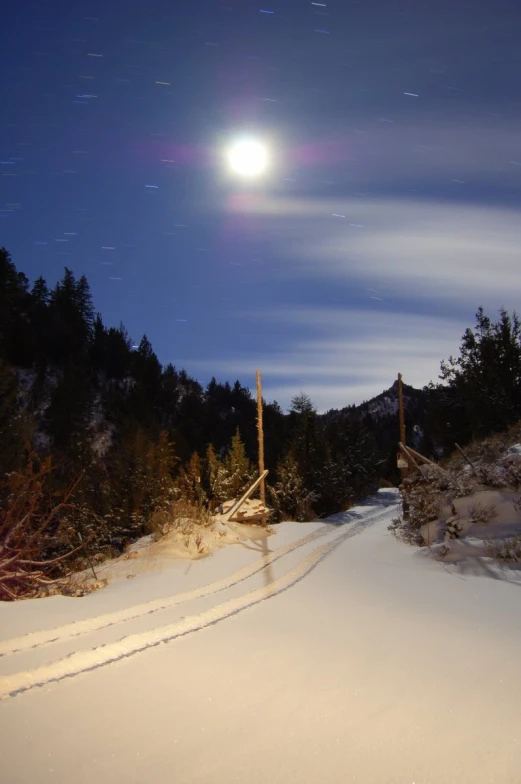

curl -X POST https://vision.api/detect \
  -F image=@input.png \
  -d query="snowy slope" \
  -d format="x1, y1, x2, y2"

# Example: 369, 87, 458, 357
1, 488, 520, 784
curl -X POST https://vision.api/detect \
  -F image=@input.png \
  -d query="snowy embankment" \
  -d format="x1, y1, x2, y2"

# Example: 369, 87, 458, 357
1, 488, 521, 784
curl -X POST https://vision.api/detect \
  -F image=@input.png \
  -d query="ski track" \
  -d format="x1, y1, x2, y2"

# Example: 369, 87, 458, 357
0, 503, 394, 659
0, 502, 397, 701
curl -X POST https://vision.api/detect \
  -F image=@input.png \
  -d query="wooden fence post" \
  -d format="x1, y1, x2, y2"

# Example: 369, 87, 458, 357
256, 370, 266, 507
397, 373, 410, 520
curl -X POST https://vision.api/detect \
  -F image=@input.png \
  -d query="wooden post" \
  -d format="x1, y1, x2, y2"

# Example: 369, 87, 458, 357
256, 369, 266, 507
397, 373, 409, 520
398, 373, 406, 453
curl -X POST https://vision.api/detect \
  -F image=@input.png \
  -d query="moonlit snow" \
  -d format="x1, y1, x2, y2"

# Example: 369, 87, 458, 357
1, 489, 520, 783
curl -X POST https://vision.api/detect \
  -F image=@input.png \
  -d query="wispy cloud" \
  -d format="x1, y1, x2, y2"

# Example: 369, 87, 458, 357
192, 117, 521, 411
181, 308, 468, 412
227, 196, 521, 310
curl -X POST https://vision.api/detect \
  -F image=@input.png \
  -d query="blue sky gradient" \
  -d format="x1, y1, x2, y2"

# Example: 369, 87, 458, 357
2, 0, 520, 411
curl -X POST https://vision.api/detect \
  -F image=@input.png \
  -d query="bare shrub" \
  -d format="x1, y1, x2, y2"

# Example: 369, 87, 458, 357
388, 510, 426, 546
148, 498, 211, 540
468, 501, 498, 525
194, 532, 206, 555
387, 516, 402, 533
0, 455, 87, 600
486, 535, 521, 563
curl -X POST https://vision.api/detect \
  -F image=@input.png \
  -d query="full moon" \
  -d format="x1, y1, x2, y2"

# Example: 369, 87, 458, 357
226, 138, 269, 178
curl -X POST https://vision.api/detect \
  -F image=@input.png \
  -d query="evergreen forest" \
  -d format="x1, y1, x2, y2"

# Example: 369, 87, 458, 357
2, 245, 521, 597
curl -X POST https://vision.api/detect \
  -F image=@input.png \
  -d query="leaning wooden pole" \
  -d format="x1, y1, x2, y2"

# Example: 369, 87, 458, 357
455, 442, 478, 475
256, 369, 266, 507
222, 470, 269, 523
398, 442, 420, 471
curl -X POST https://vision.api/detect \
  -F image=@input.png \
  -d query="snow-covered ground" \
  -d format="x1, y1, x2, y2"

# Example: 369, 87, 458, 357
1, 488, 520, 783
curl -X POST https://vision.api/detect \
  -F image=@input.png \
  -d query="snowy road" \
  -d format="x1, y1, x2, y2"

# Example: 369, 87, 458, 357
0, 501, 393, 699
1, 489, 521, 784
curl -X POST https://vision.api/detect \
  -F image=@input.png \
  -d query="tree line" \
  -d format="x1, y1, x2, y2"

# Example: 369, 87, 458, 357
0, 248, 381, 576
2, 245, 521, 590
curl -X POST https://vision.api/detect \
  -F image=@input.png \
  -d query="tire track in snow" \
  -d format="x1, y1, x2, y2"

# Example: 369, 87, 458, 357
0, 506, 395, 701
0, 512, 373, 657
0, 503, 394, 658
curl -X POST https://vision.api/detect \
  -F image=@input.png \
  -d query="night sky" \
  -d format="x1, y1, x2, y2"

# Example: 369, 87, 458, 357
2, 0, 521, 411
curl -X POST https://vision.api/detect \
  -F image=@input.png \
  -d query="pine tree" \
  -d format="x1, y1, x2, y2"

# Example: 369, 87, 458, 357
30, 275, 50, 366
175, 373, 206, 458
154, 430, 178, 493
31, 275, 49, 308
287, 393, 329, 510
287, 392, 318, 479
45, 364, 96, 461
106, 426, 171, 542
437, 307, 521, 441
313, 454, 355, 516
332, 413, 380, 501
91, 316, 133, 380
48, 268, 94, 365
127, 335, 162, 426
262, 399, 286, 472
268, 453, 316, 522
203, 430, 255, 504
175, 451, 207, 506
223, 427, 255, 498
0, 247, 33, 365
76, 274, 94, 332
204, 443, 229, 504
0, 360, 32, 483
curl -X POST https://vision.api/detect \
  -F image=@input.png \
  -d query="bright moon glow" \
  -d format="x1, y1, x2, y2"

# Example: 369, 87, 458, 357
227, 139, 268, 177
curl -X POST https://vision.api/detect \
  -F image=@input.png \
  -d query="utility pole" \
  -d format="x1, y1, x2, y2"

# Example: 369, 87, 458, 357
398, 372, 406, 452
256, 369, 266, 507
397, 372, 409, 519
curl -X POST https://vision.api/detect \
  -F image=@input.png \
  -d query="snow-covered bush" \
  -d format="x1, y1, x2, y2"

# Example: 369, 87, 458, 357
477, 464, 508, 488
502, 455, 521, 490
442, 470, 475, 499
443, 516, 464, 540
398, 470, 444, 541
